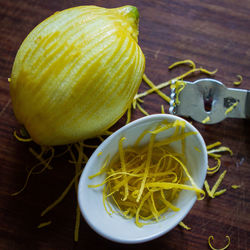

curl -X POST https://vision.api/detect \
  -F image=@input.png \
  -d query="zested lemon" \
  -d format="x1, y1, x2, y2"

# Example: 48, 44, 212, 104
10, 5, 145, 145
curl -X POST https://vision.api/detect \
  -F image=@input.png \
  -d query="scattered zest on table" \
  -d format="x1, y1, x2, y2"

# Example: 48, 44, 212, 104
11, 59, 239, 244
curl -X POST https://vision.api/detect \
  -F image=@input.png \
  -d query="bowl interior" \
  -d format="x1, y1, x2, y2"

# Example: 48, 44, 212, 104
78, 114, 207, 244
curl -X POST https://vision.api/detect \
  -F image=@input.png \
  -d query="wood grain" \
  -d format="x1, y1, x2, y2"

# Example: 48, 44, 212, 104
1, 0, 250, 249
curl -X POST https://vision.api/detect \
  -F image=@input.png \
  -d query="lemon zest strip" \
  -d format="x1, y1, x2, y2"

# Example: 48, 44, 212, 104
204, 180, 213, 198
214, 189, 227, 197
11, 147, 54, 196
161, 105, 165, 114
208, 235, 230, 250
154, 131, 197, 147
179, 221, 191, 230
13, 130, 32, 142
37, 221, 52, 229
146, 182, 204, 194
88, 157, 109, 179
143, 74, 171, 103
41, 169, 83, 217
207, 158, 221, 175
73, 143, 85, 242
119, 137, 129, 201
136, 133, 156, 202
233, 75, 243, 86
168, 59, 196, 70
210, 170, 227, 198
207, 142, 222, 150
170, 80, 186, 105
136, 102, 149, 116
207, 146, 233, 156
126, 104, 132, 124
202, 116, 210, 124
225, 101, 239, 115
74, 205, 81, 242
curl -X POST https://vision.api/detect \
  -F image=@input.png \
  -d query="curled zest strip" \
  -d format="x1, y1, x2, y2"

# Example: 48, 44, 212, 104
168, 59, 196, 70
207, 158, 221, 175
13, 130, 32, 142
233, 75, 243, 86
170, 80, 186, 105
208, 235, 230, 250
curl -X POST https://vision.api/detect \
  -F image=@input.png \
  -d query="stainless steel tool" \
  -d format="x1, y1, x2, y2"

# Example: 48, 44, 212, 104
169, 78, 250, 124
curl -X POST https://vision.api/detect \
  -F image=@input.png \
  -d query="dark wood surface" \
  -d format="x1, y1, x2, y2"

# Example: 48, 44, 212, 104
1, 0, 250, 249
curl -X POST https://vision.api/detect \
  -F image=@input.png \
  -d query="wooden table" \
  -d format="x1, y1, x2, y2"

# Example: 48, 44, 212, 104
1, 0, 250, 249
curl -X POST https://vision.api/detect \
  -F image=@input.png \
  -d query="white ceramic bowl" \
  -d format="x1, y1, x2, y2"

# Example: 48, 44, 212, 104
78, 114, 207, 244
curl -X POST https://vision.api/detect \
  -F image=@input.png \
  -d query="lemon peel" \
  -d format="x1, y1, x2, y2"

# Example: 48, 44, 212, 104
208, 235, 230, 250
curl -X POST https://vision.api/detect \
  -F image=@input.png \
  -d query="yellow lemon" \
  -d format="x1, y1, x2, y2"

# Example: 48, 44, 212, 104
10, 5, 145, 145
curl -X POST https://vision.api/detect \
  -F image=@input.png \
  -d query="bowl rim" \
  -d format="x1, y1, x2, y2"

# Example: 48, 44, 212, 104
78, 114, 208, 244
